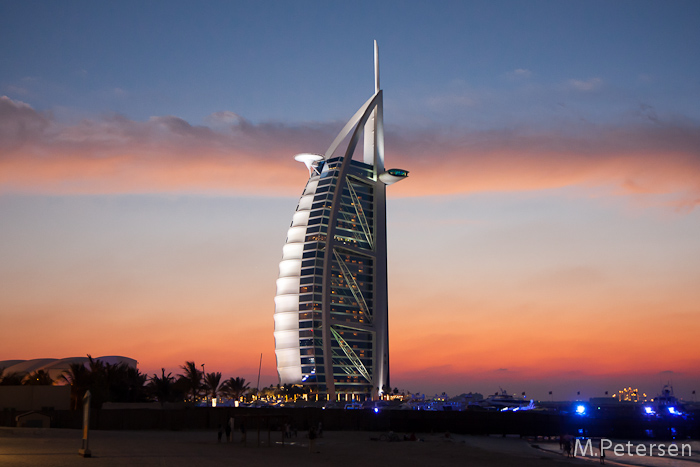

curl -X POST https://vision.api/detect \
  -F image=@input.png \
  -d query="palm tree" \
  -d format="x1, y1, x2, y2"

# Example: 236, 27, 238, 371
203, 372, 222, 403
177, 361, 203, 402
279, 383, 292, 401
0, 371, 26, 385
83, 355, 110, 407
103, 362, 148, 403
221, 377, 250, 402
123, 366, 148, 402
259, 385, 276, 400
148, 368, 176, 405
23, 369, 54, 385
60, 362, 91, 410
287, 383, 309, 402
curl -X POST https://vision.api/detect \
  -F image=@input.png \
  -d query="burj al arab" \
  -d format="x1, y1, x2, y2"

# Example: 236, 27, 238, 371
274, 42, 408, 401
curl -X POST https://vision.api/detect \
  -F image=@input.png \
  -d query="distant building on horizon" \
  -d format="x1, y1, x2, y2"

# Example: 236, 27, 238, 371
273, 42, 408, 401
0, 356, 137, 383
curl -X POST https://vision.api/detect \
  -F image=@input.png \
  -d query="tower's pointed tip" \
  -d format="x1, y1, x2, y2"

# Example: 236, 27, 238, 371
374, 40, 380, 93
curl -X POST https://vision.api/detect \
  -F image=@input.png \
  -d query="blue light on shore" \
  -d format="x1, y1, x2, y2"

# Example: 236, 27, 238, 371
575, 405, 586, 415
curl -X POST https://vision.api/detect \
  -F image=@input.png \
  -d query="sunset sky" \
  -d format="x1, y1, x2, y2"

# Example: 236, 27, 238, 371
1, 0, 699, 400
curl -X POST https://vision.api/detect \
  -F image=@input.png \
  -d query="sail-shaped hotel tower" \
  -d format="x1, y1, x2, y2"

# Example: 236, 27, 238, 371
274, 42, 407, 401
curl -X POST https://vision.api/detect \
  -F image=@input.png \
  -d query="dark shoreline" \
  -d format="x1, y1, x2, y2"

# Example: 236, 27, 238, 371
3, 406, 698, 440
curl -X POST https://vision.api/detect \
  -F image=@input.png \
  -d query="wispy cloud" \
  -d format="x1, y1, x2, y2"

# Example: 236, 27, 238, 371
0, 96, 332, 196
4, 85, 32, 97
1, 96, 699, 210
505, 68, 532, 80
112, 87, 128, 97
568, 77, 603, 91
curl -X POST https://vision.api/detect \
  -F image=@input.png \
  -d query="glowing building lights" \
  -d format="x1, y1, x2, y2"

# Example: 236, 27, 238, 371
612, 386, 648, 403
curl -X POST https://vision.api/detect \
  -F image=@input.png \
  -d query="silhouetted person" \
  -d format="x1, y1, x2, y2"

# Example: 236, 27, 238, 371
225, 421, 232, 442
308, 426, 317, 453
217, 424, 223, 443
228, 416, 235, 443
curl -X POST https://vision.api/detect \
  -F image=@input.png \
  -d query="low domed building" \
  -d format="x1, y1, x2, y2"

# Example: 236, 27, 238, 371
1, 356, 137, 383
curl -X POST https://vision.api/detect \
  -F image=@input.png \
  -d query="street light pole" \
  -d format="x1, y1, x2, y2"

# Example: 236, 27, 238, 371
201, 363, 206, 406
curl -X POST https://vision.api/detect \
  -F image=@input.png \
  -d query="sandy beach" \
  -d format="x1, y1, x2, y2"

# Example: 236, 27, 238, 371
0, 428, 566, 467
2, 428, 698, 467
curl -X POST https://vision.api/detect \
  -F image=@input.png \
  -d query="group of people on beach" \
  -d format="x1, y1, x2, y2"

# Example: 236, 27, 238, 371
560, 435, 605, 464
217, 417, 240, 443
216, 417, 322, 453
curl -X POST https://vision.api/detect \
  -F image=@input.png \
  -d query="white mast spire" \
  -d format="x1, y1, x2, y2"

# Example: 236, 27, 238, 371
374, 39, 380, 92
363, 40, 384, 169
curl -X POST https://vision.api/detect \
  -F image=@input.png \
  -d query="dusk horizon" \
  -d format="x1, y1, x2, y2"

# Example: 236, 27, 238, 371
2, 1, 699, 402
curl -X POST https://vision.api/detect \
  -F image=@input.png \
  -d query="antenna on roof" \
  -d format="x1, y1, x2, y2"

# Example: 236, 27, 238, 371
374, 40, 380, 93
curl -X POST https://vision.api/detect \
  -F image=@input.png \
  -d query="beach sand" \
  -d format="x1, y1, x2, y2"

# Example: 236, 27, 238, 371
1, 428, 695, 467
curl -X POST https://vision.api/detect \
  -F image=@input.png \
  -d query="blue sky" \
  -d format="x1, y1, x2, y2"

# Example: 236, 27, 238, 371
4, 0, 699, 126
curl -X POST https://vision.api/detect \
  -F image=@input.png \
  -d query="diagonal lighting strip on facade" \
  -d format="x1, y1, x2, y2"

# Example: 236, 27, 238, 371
322, 334, 358, 376
330, 326, 371, 383
345, 180, 373, 249
330, 349, 360, 376
332, 322, 375, 334
332, 249, 372, 323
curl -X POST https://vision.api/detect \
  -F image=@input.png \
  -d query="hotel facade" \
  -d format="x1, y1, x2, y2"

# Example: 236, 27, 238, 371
273, 42, 407, 401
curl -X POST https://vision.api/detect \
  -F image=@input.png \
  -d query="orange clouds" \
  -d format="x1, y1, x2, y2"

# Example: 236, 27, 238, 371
388, 305, 700, 390
2, 96, 699, 210
0, 96, 324, 195
386, 126, 700, 209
